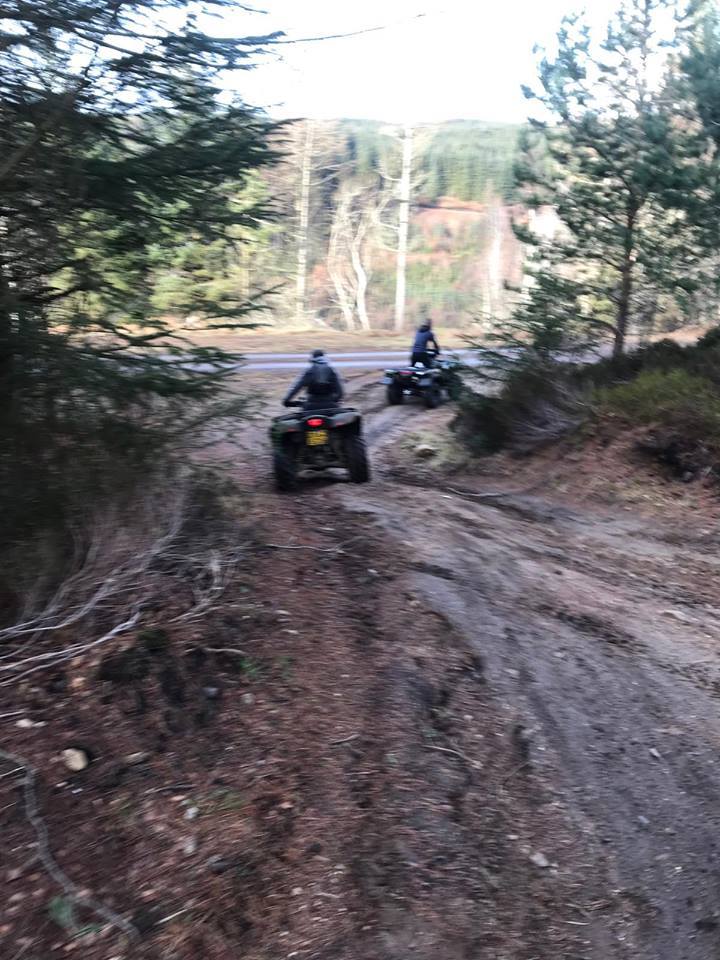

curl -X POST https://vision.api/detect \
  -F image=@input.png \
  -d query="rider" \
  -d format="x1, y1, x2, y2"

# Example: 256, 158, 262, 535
410, 319, 440, 367
283, 349, 344, 411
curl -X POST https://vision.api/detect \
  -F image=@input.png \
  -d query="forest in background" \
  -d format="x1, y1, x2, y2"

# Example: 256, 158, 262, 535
153, 119, 526, 333
5, 0, 720, 565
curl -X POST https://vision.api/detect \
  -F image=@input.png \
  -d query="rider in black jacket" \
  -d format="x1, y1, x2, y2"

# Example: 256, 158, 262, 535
283, 349, 344, 411
410, 320, 440, 367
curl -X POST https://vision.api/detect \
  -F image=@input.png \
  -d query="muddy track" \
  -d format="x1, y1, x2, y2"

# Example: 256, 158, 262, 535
241, 484, 612, 960
322, 379, 720, 959
217, 372, 720, 958
4, 371, 719, 960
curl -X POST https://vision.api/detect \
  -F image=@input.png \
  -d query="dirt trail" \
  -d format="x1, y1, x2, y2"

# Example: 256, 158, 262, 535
4, 375, 720, 960
332, 384, 720, 960
235, 372, 720, 958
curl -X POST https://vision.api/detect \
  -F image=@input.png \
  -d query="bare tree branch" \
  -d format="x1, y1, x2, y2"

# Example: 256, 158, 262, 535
0, 749, 140, 943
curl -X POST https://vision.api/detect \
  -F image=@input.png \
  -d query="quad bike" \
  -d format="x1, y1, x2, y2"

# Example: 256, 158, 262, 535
382, 348, 461, 408
270, 400, 371, 491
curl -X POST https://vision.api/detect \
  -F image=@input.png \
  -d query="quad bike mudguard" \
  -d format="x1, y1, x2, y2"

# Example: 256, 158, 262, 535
270, 403, 370, 490
271, 407, 361, 437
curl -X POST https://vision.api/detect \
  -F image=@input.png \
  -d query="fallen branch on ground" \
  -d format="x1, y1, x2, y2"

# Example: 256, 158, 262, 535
330, 733, 360, 746
203, 646, 248, 656
502, 760, 531, 785
0, 611, 141, 687
0, 477, 247, 686
426, 743, 473, 765
445, 485, 541, 501
168, 546, 244, 623
0, 488, 187, 644
0, 749, 139, 944
264, 536, 361, 555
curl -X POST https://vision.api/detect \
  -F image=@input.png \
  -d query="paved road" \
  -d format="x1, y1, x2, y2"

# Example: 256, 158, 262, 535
242, 349, 474, 371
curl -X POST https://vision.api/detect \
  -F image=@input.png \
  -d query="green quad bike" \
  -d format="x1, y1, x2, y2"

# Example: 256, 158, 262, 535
382, 348, 462, 408
270, 400, 371, 492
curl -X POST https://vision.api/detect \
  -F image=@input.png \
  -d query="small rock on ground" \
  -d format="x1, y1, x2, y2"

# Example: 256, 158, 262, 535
529, 852, 550, 869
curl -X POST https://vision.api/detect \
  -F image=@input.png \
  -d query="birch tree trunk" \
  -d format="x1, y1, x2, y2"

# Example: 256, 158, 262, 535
328, 192, 355, 330
485, 197, 505, 321
295, 119, 314, 326
350, 211, 372, 331
393, 124, 413, 333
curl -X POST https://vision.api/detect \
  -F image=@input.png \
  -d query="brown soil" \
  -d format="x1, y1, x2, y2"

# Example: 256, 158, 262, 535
460, 424, 720, 520
3, 377, 720, 960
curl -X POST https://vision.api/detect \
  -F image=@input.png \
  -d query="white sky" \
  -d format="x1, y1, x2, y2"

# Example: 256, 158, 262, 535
230, 0, 621, 124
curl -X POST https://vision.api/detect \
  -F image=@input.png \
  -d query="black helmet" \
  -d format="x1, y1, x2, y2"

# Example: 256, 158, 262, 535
311, 348, 325, 359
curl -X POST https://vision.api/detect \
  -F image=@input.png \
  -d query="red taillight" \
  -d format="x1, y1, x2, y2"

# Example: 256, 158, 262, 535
307, 417, 324, 427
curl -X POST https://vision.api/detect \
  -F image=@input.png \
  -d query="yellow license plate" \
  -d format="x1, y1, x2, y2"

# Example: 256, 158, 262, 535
306, 429, 329, 446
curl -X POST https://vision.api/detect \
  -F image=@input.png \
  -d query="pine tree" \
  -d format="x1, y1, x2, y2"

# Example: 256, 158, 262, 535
518, 0, 703, 356
0, 1, 278, 432
0, 0, 281, 535
682, 2, 720, 152
678, 2, 720, 299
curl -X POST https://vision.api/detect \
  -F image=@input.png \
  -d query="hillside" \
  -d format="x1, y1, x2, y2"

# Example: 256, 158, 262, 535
202, 119, 527, 332
6, 371, 720, 960
308, 119, 524, 330
7, 3, 720, 959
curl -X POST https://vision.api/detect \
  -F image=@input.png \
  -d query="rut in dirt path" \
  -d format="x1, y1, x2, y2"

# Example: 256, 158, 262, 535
331, 435, 720, 960
234, 368, 720, 959
256, 488, 613, 960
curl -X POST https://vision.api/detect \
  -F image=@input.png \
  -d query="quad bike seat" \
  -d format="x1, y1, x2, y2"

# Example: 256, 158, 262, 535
275, 405, 355, 421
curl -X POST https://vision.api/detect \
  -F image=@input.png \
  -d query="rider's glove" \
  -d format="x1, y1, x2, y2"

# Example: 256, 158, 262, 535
282, 398, 291, 407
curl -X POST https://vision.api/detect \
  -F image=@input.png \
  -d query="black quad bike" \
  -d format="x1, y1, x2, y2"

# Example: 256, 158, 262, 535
382, 349, 461, 408
270, 400, 371, 491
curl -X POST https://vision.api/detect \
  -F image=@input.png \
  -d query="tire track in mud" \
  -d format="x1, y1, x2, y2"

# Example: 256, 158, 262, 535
335, 464, 720, 960
223, 380, 680, 957
360, 396, 446, 469
255, 489, 609, 960
232, 369, 720, 957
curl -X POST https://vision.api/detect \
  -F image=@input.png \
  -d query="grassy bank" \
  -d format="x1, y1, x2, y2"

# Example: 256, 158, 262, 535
455, 329, 720, 482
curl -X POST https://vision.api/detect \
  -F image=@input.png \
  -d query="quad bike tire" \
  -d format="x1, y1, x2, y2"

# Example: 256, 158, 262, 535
445, 372, 463, 402
344, 434, 370, 483
273, 447, 298, 492
387, 383, 404, 405
424, 384, 442, 409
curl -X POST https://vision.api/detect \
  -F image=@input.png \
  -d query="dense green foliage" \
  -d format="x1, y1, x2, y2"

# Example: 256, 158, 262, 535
458, 0, 720, 474
0, 0, 278, 541
594, 340, 720, 477
502, 0, 720, 359
334, 119, 520, 202
597, 368, 720, 437
420, 122, 520, 202
456, 329, 720, 466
